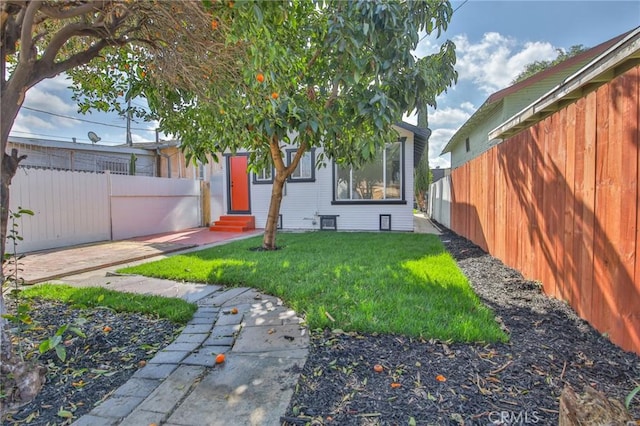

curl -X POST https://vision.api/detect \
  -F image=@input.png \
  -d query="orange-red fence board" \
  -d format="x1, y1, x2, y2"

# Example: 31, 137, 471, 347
450, 65, 640, 355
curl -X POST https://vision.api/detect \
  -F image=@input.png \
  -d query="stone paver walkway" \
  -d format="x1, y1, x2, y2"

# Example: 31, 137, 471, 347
68, 277, 308, 426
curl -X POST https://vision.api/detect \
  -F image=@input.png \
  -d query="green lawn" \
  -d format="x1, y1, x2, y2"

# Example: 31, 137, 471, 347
119, 232, 507, 342
19, 284, 197, 324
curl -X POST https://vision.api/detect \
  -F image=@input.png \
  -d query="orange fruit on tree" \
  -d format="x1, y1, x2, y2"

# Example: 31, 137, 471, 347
271, 92, 279, 100
256, 73, 265, 83
215, 353, 226, 364
373, 364, 383, 373
103, 326, 112, 332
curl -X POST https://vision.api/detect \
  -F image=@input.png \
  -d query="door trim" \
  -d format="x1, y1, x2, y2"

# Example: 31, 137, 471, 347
225, 153, 251, 214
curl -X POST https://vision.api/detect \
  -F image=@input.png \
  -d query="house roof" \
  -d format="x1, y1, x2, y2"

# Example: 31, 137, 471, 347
440, 29, 633, 155
8, 136, 153, 155
395, 121, 431, 165
431, 167, 450, 183
126, 139, 181, 150
490, 26, 640, 140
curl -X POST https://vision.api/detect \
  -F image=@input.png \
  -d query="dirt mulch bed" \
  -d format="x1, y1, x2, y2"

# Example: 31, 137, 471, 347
1, 300, 181, 425
283, 231, 640, 425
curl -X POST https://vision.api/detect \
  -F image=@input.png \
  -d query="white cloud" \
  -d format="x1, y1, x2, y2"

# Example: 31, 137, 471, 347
23, 82, 77, 115
453, 32, 556, 94
428, 105, 473, 128
414, 36, 441, 58
425, 101, 477, 168
11, 114, 57, 133
428, 127, 457, 167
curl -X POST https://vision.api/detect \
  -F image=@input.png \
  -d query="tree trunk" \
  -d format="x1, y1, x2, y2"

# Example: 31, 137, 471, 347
1, 66, 46, 410
262, 175, 286, 250
261, 137, 308, 250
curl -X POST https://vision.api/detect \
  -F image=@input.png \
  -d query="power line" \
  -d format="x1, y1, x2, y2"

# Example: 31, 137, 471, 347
21, 106, 154, 131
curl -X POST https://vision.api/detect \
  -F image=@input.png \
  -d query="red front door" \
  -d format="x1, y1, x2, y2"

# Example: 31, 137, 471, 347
228, 155, 250, 213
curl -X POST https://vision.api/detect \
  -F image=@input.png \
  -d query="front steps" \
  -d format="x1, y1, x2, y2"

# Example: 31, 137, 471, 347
209, 215, 256, 232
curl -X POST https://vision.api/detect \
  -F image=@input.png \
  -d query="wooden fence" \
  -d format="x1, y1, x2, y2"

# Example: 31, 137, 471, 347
450, 66, 639, 355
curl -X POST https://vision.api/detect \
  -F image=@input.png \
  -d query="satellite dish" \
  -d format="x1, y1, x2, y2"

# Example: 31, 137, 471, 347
88, 131, 101, 144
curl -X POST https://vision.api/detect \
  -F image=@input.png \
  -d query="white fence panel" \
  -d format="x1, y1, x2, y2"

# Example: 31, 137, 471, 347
110, 175, 201, 240
427, 176, 451, 229
9, 168, 110, 253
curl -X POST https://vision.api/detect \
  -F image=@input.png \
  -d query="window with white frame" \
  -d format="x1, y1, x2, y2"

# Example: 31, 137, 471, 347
287, 148, 315, 182
334, 141, 404, 202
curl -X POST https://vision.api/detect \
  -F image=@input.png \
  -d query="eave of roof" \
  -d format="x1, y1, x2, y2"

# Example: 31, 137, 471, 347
395, 121, 431, 165
489, 26, 640, 140
440, 29, 633, 156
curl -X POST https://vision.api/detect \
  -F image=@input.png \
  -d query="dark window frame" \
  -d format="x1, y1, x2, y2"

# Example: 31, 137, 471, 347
253, 166, 274, 184
286, 148, 316, 182
331, 138, 406, 205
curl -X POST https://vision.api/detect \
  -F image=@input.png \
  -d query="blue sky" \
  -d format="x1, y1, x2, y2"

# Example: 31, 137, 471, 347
10, 0, 640, 167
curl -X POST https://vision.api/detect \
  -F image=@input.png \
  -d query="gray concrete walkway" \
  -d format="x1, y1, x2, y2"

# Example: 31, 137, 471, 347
413, 212, 444, 235
66, 274, 308, 426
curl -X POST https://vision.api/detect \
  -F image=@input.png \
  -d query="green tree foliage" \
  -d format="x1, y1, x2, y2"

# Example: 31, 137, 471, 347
414, 154, 432, 211
73, 0, 458, 249
511, 45, 587, 84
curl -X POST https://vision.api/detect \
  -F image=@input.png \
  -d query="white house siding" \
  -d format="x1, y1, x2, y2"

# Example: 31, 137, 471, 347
233, 126, 416, 232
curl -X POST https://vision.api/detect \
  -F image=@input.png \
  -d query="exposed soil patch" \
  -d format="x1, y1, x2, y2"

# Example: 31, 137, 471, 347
1, 299, 181, 425
283, 231, 640, 425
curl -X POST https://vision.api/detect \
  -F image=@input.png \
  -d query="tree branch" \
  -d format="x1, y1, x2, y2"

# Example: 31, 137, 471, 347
19, 0, 41, 61
41, 39, 113, 81
39, 1, 105, 20
40, 19, 124, 68
269, 136, 287, 175
285, 142, 309, 176
324, 79, 340, 109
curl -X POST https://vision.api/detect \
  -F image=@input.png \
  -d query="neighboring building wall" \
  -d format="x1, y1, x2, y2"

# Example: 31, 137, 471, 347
448, 58, 607, 169
449, 104, 503, 168
449, 66, 640, 355
8, 138, 156, 176
226, 126, 416, 231
500, 60, 591, 117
